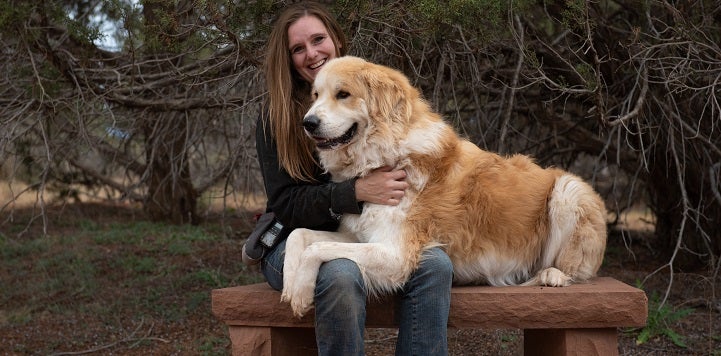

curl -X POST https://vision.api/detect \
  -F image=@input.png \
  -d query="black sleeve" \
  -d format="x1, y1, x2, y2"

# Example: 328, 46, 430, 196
255, 114, 362, 231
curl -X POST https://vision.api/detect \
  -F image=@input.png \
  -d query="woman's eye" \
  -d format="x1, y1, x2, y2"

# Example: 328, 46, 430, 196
291, 46, 304, 54
336, 91, 350, 99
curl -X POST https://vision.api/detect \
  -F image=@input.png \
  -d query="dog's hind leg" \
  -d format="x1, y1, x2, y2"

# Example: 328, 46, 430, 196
523, 174, 607, 287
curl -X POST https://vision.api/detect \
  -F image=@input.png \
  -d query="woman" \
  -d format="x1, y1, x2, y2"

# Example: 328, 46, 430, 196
254, 2, 453, 355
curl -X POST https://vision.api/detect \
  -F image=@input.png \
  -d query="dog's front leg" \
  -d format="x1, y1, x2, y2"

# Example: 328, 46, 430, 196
288, 241, 410, 317
281, 229, 355, 315
280, 228, 307, 304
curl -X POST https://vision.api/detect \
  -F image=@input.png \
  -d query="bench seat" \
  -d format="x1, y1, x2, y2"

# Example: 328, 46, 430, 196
212, 277, 647, 355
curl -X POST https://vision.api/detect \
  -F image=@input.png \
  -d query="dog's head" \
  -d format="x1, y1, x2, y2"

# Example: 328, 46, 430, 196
302, 56, 418, 151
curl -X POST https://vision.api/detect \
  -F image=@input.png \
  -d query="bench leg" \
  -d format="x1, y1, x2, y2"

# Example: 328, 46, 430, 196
228, 326, 317, 356
523, 328, 618, 356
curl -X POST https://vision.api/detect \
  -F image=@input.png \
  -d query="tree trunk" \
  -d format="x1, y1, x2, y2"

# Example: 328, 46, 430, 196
143, 113, 199, 224
648, 139, 721, 270
141, 0, 199, 224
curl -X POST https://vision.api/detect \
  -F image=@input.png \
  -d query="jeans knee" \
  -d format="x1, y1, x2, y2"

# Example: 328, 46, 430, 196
316, 258, 366, 297
315, 259, 367, 318
422, 247, 454, 278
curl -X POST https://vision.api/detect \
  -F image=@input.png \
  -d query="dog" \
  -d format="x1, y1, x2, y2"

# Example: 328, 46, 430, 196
281, 56, 607, 317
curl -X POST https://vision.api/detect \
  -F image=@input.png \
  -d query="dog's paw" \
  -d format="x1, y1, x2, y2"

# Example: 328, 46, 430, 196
286, 270, 317, 317
284, 283, 315, 318
280, 280, 291, 303
290, 294, 314, 318
280, 288, 291, 303
281, 271, 313, 317
282, 270, 295, 294
538, 267, 572, 287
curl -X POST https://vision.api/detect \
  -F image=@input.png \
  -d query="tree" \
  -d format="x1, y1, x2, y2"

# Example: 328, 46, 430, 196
139, 0, 200, 223
0, 0, 269, 225
1, 0, 720, 271
340, 0, 721, 270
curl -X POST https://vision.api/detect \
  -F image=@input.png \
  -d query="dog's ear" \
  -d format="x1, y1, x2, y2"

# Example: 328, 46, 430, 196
361, 63, 419, 127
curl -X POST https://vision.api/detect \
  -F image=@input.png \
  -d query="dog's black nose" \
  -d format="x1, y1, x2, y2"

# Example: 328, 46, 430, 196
303, 115, 320, 133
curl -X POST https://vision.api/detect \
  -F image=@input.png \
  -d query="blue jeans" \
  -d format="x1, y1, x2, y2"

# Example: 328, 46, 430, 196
261, 238, 452, 356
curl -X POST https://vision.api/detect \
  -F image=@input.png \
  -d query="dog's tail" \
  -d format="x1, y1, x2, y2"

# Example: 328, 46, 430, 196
522, 174, 607, 287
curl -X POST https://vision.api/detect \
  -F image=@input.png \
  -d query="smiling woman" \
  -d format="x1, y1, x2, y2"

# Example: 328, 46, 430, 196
248, 2, 453, 355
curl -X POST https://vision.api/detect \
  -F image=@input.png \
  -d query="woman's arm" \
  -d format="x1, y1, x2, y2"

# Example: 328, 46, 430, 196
255, 115, 409, 230
355, 166, 408, 206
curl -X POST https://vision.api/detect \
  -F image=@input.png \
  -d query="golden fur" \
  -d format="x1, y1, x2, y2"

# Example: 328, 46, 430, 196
281, 56, 607, 317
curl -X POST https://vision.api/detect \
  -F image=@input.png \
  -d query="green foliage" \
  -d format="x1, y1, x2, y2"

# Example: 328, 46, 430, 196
560, 0, 588, 31
57, 5, 104, 44
138, 0, 272, 54
409, 0, 532, 42
226, 0, 275, 36
414, 0, 495, 38
0, 1, 100, 43
629, 283, 694, 348
575, 62, 597, 89
413, 0, 501, 26
101, 0, 143, 51
0, 0, 32, 29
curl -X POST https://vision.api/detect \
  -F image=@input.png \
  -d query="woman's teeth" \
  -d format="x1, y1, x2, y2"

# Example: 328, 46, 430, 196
309, 59, 326, 69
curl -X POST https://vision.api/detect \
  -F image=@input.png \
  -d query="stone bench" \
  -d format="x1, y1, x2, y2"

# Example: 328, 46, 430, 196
212, 277, 647, 355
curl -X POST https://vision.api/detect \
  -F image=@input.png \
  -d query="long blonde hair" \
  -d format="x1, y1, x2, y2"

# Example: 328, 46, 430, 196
264, 1, 348, 181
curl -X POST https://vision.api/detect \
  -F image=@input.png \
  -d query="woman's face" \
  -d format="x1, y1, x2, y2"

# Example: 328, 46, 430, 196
288, 15, 338, 83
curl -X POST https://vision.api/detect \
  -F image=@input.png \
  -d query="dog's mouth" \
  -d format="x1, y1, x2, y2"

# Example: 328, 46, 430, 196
311, 123, 358, 150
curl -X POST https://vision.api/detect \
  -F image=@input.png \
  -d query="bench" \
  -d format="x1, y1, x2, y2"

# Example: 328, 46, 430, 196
212, 277, 647, 355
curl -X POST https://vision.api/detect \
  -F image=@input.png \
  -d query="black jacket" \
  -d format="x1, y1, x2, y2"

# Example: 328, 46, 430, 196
255, 114, 363, 234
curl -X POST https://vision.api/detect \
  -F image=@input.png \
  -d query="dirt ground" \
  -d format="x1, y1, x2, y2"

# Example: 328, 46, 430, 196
1, 202, 719, 355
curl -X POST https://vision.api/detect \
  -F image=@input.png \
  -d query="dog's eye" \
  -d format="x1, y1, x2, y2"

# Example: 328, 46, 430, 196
312, 91, 318, 100
336, 91, 350, 99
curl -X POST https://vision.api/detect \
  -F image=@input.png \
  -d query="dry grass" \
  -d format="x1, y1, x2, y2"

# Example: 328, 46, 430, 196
0, 181, 40, 209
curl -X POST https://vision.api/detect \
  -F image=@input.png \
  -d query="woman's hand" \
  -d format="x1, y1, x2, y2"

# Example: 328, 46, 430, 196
355, 166, 409, 206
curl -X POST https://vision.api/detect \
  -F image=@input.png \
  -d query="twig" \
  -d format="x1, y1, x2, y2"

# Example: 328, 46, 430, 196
49, 319, 169, 356
606, 66, 649, 127
49, 336, 170, 356
500, 14, 525, 154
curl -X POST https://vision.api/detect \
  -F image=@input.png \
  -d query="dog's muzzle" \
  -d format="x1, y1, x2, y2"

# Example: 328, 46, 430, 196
302, 114, 358, 150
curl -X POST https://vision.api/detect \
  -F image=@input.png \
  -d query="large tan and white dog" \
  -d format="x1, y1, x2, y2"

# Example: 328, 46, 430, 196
281, 56, 607, 317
